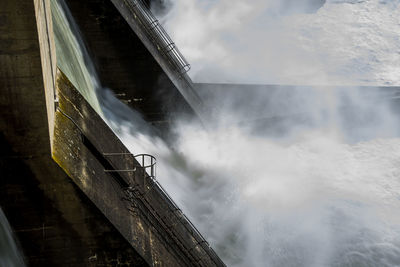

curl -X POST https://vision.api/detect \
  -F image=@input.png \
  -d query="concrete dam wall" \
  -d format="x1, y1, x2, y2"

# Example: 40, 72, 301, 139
0, 0, 225, 266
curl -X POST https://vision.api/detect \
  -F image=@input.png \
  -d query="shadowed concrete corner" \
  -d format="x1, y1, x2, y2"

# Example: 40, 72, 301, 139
0, 0, 226, 266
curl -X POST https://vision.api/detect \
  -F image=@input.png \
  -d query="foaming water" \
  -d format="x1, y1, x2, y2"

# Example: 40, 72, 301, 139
153, 3, 400, 265
51, 0, 400, 266
157, 0, 400, 85
111, 83, 400, 266
109, 88, 400, 266
154, 124, 400, 266
0, 208, 25, 267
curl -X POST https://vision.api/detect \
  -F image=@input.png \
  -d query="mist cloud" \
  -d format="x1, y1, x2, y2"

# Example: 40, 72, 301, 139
54, 0, 400, 266
156, 0, 400, 85
147, 1, 400, 266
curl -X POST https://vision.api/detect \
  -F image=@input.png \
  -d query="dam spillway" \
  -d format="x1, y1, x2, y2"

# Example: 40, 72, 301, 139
2, 0, 400, 266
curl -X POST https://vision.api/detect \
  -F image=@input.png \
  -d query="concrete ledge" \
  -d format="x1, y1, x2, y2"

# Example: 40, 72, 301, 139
109, 0, 207, 119
53, 70, 225, 266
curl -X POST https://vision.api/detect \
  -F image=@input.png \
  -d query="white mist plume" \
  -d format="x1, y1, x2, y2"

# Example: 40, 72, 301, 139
127, 89, 400, 266
54, 0, 400, 266
113, 90, 400, 266
157, 0, 400, 85
149, 0, 400, 266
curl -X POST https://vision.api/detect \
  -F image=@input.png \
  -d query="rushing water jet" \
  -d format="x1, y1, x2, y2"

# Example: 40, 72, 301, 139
0, 208, 25, 267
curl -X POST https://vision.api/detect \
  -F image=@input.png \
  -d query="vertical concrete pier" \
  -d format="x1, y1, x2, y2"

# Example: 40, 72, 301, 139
0, 0, 225, 266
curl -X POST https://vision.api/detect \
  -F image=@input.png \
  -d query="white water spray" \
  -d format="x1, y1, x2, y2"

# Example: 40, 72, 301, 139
157, 0, 400, 85
53, 0, 400, 266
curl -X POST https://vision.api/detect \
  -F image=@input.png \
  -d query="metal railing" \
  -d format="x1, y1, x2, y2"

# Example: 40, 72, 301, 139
152, 178, 225, 266
103, 153, 156, 179
124, 0, 191, 74
105, 151, 225, 266
56, 99, 222, 264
